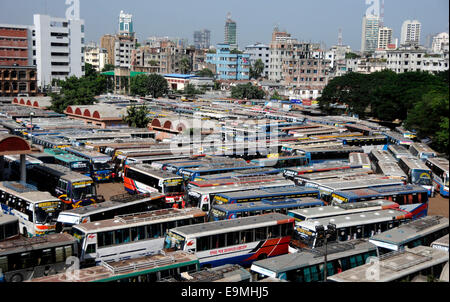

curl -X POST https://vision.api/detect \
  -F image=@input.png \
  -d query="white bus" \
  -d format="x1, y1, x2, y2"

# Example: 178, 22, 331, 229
376, 162, 407, 182
186, 177, 295, 212
56, 193, 166, 232
409, 142, 437, 161
164, 213, 295, 268
398, 157, 434, 196
295, 208, 411, 249
0, 181, 61, 237
327, 246, 449, 282
0, 214, 19, 242
387, 145, 412, 161
348, 152, 371, 169
425, 157, 449, 197
71, 208, 206, 265
293, 168, 373, 186
431, 234, 449, 252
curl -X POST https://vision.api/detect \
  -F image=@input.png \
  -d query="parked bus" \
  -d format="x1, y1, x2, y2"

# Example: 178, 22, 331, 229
56, 193, 166, 232
27, 164, 100, 209
376, 162, 408, 182
194, 167, 281, 181
330, 184, 429, 219
212, 187, 320, 206
383, 131, 414, 147
187, 177, 295, 212
295, 208, 412, 249
398, 157, 434, 196
180, 162, 263, 182
283, 162, 362, 180
369, 149, 396, 167
293, 168, 373, 186
0, 214, 19, 242
348, 153, 371, 169
164, 213, 294, 268
123, 164, 184, 205
287, 199, 399, 222
249, 155, 308, 169
29, 251, 199, 283
409, 142, 436, 161
64, 147, 114, 182
71, 208, 206, 265
0, 233, 78, 282
162, 263, 251, 282
431, 234, 449, 252
338, 135, 387, 147
369, 215, 449, 253
291, 146, 364, 164
0, 181, 61, 237
188, 174, 286, 190
1, 155, 42, 181
395, 126, 417, 140
28, 153, 56, 164
327, 246, 448, 282
210, 198, 324, 221
44, 148, 91, 176
125, 154, 191, 168
251, 239, 377, 282
425, 157, 449, 197
387, 144, 412, 161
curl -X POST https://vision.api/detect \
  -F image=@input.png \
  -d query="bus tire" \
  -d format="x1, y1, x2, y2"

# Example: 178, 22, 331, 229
10, 273, 23, 282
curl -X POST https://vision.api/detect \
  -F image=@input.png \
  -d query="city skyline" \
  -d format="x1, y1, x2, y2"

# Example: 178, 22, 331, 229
0, 0, 448, 51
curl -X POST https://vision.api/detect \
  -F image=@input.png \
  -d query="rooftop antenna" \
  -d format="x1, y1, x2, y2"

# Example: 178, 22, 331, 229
338, 28, 343, 46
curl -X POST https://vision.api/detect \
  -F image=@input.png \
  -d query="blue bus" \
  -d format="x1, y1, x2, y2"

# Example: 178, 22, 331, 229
209, 197, 324, 221
293, 146, 363, 164
383, 131, 414, 148
250, 155, 308, 169
337, 135, 388, 147
180, 163, 263, 181
192, 167, 281, 181
44, 148, 91, 177
330, 184, 429, 219
65, 147, 114, 182
212, 186, 320, 206
425, 157, 449, 197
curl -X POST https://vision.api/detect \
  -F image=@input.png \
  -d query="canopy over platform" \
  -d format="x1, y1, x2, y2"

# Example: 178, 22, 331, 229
0, 134, 32, 156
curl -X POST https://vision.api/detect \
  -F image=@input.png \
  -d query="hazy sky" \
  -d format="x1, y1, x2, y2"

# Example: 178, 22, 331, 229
0, 0, 448, 50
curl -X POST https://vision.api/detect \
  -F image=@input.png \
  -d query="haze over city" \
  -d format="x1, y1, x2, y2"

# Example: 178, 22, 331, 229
0, 0, 448, 50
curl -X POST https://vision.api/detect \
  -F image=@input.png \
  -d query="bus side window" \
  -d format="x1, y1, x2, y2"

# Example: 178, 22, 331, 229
0, 256, 7, 273
55, 247, 65, 262
86, 244, 96, 254
255, 227, 267, 241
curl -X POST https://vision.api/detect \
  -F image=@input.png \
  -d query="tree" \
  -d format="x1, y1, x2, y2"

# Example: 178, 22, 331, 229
183, 83, 201, 97
130, 74, 150, 97
147, 74, 168, 98
196, 68, 214, 78
231, 83, 265, 99
123, 105, 151, 128
102, 64, 115, 72
179, 57, 192, 74
271, 90, 283, 100
250, 59, 265, 79
230, 49, 243, 54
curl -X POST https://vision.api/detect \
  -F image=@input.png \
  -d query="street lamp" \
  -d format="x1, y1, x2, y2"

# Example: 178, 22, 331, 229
29, 112, 35, 149
315, 223, 336, 281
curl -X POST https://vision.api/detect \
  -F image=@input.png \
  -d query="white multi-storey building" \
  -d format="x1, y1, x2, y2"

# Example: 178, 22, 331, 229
377, 27, 393, 50
431, 32, 449, 53
84, 43, 108, 72
33, 14, 84, 88
400, 20, 421, 46
361, 15, 380, 53
114, 36, 135, 69
244, 43, 270, 77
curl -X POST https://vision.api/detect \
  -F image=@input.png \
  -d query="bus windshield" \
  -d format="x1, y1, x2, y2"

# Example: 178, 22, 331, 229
187, 191, 202, 208
210, 208, 226, 221
72, 184, 96, 200
163, 180, 183, 194
445, 173, 449, 187
411, 170, 432, 186
34, 201, 60, 224
164, 231, 185, 250
71, 228, 85, 243
93, 162, 111, 171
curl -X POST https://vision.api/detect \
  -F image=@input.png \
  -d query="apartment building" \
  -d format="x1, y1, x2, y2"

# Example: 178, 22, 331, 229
244, 43, 270, 77
206, 43, 250, 80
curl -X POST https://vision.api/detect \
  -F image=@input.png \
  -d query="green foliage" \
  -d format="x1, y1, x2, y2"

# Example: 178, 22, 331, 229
345, 52, 361, 59
230, 49, 243, 54
130, 74, 150, 97
207, 49, 216, 54
123, 105, 151, 128
319, 70, 449, 155
250, 59, 265, 79
147, 73, 169, 98
196, 68, 215, 78
213, 81, 221, 90
179, 57, 192, 74
49, 65, 107, 113
231, 83, 265, 99
183, 83, 202, 97
271, 90, 283, 100
102, 64, 115, 72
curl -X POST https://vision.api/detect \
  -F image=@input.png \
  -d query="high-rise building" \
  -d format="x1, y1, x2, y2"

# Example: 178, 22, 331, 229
100, 34, 116, 66
33, 14, 85, 88
361, 14, 380, 53
400, 20, 421, 46
224, 13, 237, 48
377, 27, 393, 50
118, 10, 134, 38
268, 28, 293, 82
193, 29, 211, 49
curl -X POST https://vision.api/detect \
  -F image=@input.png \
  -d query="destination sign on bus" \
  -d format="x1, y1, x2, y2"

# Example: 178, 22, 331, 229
73, 181, 93, 188
331, 193, 348, 203
214, 196, 228, 204
36, 201, 59, 209
164, 179, 183, 186
72, 162, 88, 168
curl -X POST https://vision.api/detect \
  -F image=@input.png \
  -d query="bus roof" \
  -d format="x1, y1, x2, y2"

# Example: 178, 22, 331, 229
29, 251, 198, 282
377, 162, 407, 178
294, 168, 373, 181
0, 181, 60, 203
333, 184, 428, 199
44, 148, 88, 163
399, 157, 430, 170
72, 208, 206, 233
431, 234, 449, 249
0, 233, 75, 255
189, 174, 286, 188
369, 216, 449, 249
57, 193, 165, 217
3, 154, 43, 165
170, 213, 293, 238
298, 209, 409, 231
410, 142, 436, 154
212, 197, 323, 213
251, 239, 375, 276
65, 147, 112, 161
33, 164, 93, 183
370, 150, 397, 163
308, 177, 404, 191
215, 186, 319, 199
189, 179, 295, 195
295, 145, 363, 154
195, 168, 280, 180
327, 246, 449, 282
388, 144, 411, 156
164, 264, 251, 282
285, 162, 359, 173
182, 162, 260, 173
426, 157, 449, 172
128, 164, 183, 179
0, 213, 18, 225
288, 199, 399, 219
